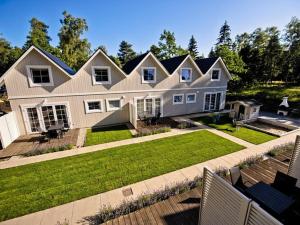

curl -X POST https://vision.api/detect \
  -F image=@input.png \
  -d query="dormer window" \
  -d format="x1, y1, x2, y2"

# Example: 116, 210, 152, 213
211, 69, 221, 81
142, 67, 156, 83
26, 65, 54, 87
180, 68, 192, 82
92, 66, 111, 85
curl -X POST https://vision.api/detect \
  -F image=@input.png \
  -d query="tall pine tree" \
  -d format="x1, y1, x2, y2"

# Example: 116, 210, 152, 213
158, 30, 178, 60
188, 35, 199, 59
23, 18, 52, 51
117, 41, 136, 66
58, 11, 91, 70
216, 20, 232, 47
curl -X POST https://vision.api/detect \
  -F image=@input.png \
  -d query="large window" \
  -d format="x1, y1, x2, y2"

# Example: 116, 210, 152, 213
204, 92, 222, 111
26, 65, 53, 87
136, 97, 162, 117
211, 69, 221, 81
106, 98, 122, 111
92, 66, 111, 84
186, 93, 196, 103
84, 100, 103, 113
142, 67, 156, 83
173, 94, 184, 105
180, 68, 192, 82
23, 103, 70, 133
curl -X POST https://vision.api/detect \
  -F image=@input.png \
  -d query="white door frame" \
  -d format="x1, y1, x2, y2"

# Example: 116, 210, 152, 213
20, 101, 72, 134
203, 91, 223, 111
134, 96, 163, 119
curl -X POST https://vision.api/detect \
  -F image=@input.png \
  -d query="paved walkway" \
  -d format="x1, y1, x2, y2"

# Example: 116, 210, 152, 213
1, 129, 299, 225
0, 124, 250, 169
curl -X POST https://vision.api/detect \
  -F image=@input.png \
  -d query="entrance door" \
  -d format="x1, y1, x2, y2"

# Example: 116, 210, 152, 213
204, 92, 222, 111
136, 97, 162, 117
26, 107, 41, 132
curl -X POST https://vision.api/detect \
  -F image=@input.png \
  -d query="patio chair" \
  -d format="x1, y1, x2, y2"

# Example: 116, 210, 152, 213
229, 167, 248, 192
271, 171, 297, 196
151, 112, 161, 125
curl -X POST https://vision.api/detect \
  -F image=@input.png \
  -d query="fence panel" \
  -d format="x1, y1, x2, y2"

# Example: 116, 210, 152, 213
0, 112, 20, 148
288, 135, 300, 187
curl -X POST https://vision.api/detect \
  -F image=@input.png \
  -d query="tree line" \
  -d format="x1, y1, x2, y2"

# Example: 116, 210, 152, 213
0, 12, 299, 88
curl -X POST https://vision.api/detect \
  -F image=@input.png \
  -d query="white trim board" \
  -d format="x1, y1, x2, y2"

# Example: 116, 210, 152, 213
9, 86, 228, 100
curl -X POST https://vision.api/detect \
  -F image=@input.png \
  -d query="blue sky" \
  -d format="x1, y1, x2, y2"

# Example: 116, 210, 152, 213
0, 0, 299, 56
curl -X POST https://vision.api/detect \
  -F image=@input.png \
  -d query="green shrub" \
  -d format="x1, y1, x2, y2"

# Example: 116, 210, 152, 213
89, 176, 203, 224
136, 126, 171, 137
238, 155, 263, 169
267, 142, 294, 157
177, 121, 194, 129
23, 144, 74, 157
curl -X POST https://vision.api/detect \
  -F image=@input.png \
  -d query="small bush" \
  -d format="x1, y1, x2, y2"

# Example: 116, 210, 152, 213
238, 155, 263, 169
267, 142, 294, 157
177, 121, 194, 129
23, 144, 74, 157
89, 176, 203, 224
135, 126, 171, 137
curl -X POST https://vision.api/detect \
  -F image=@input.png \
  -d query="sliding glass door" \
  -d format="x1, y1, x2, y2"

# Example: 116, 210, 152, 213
136, 97, 162, 117
24, 103, 70, 133
204, 92, 222, 111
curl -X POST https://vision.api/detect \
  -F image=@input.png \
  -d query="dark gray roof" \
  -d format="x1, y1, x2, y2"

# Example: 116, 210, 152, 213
195, 57, 218, 74
122, 52, 149, 74
38, 47, 76, 75
160, 54, 189, 74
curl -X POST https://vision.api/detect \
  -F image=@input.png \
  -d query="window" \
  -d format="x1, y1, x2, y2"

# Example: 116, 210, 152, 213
26, 65, 53, 87
186, 93, 196, 103
85, 100, 103, 113
180, 68, 192, 82
211, 69, 221, 81
136, 97, 162, 117
173, 94, 184, 105
142, 67, 156, 83
204, 92, 222, 111
92, 66, 111, 84
106, 98, 122, 111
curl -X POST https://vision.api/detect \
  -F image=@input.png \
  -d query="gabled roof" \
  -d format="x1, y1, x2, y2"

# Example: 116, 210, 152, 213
122, 52, 149, 74
194, 57, 219, 74
76, 48, 127, 77
122, 52, 170, 76
160, 54, 189, 74
38, 48, 75, 75
0, 46, 74, 85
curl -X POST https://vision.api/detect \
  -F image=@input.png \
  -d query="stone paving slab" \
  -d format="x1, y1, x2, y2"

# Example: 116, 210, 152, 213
1, 129, 299, 225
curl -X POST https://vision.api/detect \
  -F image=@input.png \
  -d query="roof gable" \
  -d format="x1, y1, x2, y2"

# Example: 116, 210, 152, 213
160, 54, 188, 74
76, 49, 127, 77
195, 57, 218, 74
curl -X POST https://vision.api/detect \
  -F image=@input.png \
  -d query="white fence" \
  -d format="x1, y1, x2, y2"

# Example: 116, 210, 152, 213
0, 112, 20, 149
129, 101, 137, 128
199, 167, 283, 225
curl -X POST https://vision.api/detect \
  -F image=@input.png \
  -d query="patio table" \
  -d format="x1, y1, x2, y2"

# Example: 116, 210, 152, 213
48, 123, 64, 131
245, 182, 295, 216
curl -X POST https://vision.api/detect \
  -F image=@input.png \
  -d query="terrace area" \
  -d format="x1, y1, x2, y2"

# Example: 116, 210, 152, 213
0, 129, 79, 158
101, 146, 299, 225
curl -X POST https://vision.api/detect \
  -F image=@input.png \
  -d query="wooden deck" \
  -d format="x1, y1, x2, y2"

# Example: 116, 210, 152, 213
102, 149, 298, 225
0, 129, 80, 158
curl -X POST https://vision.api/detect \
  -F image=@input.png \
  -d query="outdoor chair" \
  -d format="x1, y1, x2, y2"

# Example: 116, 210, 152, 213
229, 167, 249, 192
151, 112, 161, 125
271, 171, 297, 196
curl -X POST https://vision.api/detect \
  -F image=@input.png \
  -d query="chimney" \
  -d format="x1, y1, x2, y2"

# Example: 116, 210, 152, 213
279, 97, 289, 108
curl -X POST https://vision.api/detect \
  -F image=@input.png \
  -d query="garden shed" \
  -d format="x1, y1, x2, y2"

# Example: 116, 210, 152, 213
228, 99, 262, 121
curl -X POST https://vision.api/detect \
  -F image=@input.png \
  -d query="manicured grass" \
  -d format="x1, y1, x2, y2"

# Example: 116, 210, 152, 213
192, 115, 277, 144
0, 130, 244, 221
84, 124, 133, 146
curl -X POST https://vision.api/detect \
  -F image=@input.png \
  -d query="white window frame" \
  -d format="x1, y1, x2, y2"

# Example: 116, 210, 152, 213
92, 66, 111, 85
141, 67, 156, 84
135, 96, 163, 118
84, 99, 104, 114
106, 98, 122, 111
186, 93, 197, 104
20, 101, 72, 133
211, 68, 221, 81
203, 92, 223, 111
173, 94, 184, 105
180, 68, 192, 82
26, 65, 54, 87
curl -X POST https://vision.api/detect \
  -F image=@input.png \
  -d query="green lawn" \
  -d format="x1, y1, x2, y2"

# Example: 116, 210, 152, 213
0, 130, 244, 221
84, 124, 133, 146
192, 115, 277, 144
